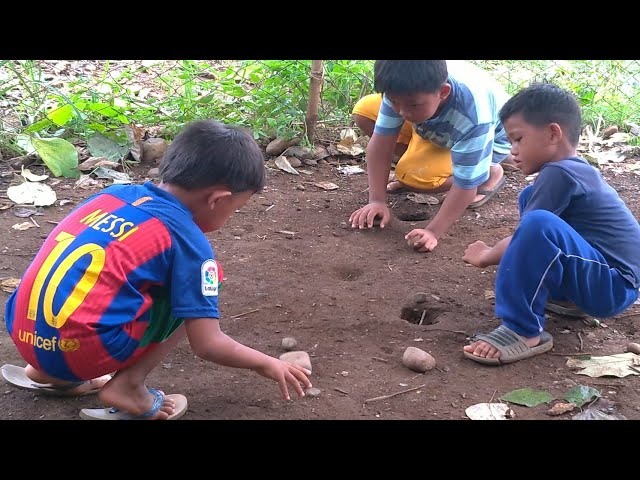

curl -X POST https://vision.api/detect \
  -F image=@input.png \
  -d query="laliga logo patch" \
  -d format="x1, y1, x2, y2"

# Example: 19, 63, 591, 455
201, 259, 218, 297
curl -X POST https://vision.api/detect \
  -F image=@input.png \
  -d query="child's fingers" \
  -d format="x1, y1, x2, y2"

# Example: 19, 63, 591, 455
351, 209, 366, 229
277, 378, 292, 401
418, 237, 437, 252
291, 367, 312, 388
284, 372, 307, 398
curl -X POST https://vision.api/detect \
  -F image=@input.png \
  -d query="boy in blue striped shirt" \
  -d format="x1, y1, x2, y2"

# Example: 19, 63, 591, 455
350, 60, 512, 252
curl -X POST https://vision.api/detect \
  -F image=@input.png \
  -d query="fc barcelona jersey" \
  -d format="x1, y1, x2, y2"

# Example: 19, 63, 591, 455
5, 182, 222, 380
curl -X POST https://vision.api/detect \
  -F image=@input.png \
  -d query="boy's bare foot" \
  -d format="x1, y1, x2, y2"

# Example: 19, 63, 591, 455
98, 378, 178, 420
387, 180, 401, 191
387, 172, 406, 192
463, 334, 541, 360
386, 173, 448, 194
24, 364, 111, 394
387, 180, 417, 192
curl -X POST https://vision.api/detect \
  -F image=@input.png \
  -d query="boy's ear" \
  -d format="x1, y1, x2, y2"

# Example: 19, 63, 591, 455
439, 83, 452, 101
549, 123, 563, 143
206, 188, 233, 209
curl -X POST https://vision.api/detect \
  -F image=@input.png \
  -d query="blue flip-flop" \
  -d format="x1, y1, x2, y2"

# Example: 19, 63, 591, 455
79, 388, 188, 420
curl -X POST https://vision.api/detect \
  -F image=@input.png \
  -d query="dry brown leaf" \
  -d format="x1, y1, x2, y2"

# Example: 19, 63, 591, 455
567, 352, 640, 377
12, 221, 36, 231
125, 124, 145, 161
314, 181, 339, 190
0, 278, 20, 293
77, 157, 121, 172
406, 193, 439, 205
274, 156, 299, 175
547, 402, 576, 416
465, 403, 512, 420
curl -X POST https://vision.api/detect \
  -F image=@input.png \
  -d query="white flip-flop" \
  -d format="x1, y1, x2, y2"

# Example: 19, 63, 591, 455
1, 364, 103, 396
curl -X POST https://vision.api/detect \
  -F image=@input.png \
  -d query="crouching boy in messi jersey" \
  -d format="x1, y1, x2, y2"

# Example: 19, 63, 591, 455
3, 120, 311, 420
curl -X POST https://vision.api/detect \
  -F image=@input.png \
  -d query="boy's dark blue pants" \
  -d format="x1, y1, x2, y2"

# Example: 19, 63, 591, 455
495, 185, 638, 337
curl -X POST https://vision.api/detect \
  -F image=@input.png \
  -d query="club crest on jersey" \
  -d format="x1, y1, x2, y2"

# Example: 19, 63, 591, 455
201, 259, 219, 296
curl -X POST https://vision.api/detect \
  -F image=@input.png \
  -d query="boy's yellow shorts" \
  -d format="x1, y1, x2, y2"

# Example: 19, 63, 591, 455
353, 93, 453, 190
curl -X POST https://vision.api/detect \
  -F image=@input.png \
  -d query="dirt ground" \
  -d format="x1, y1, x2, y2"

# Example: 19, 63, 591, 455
1, 155, 639, 421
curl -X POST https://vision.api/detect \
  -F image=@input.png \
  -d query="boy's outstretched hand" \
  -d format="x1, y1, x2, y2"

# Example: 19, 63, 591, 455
350, 202, 390, 229
406, 229, 438, 252
462, 240, 491, 268
253, 357, 312, 401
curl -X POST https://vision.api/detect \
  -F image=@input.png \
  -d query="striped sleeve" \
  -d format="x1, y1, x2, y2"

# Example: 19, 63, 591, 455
373, 94, 405, 136
451, 123, 494, 189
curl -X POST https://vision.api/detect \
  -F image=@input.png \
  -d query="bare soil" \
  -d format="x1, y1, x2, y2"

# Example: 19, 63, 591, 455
1, 157, 639, 421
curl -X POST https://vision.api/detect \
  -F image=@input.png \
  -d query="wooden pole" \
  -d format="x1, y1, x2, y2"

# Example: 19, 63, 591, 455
305, 60, 324, 143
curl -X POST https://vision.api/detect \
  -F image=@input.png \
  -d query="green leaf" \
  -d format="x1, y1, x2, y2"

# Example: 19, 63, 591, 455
15, 134, 36, 154
87, 132, 130, 161
563, 386, 601, 408
500, 388, 554, 407
197, 94, 215, 104
231, 86, 246, 97
24, 118, 54, 133
88, 103, 120, 118
46, 104, 75, 126
30, 137, 80, 178
86, 123, 106, 133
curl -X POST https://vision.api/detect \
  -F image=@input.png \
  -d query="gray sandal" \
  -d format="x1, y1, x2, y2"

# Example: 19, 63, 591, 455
545, 301, 587, 318
464, 324, 554, 365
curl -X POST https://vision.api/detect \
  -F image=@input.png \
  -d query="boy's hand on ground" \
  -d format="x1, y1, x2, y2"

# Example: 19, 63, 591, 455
463, 240, 491, 267
349, 202, 390, 229
254, 358, 312, 400
405, 229, 438, 252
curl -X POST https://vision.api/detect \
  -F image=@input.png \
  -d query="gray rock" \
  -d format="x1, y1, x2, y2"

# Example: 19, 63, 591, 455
281, 337, 298, 351
279, 351, 312, 372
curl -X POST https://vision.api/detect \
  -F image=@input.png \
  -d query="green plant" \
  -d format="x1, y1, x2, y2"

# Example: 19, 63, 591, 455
2, 60, 640, 160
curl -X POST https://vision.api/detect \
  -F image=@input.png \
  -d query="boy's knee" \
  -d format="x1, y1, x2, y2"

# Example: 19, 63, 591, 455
519, 210, 563, 237
353, 114, 375, 137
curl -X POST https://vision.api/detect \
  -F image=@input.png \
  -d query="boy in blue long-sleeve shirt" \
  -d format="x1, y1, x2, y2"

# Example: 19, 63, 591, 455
462, 83, 640, 365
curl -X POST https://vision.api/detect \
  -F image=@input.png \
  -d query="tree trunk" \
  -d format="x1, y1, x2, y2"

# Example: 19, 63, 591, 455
305, 60, 324, 143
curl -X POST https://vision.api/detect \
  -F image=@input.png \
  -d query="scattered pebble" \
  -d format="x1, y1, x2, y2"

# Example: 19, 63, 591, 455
305, 387, 321, 398
402, 347, 436, 373
627, 342, 640, 354
281, 337, 298, 351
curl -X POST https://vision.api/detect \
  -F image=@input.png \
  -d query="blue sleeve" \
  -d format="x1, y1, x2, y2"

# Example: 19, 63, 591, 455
522, 166, 584, 217
168, 230, 220, 319
373, 94, 405, 136
450, 123, 494, 189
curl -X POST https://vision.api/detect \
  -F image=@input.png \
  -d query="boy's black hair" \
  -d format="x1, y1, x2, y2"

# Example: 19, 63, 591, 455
499, 82, 582, 146
374, 60, 448, 95
159, 119, 265, 192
